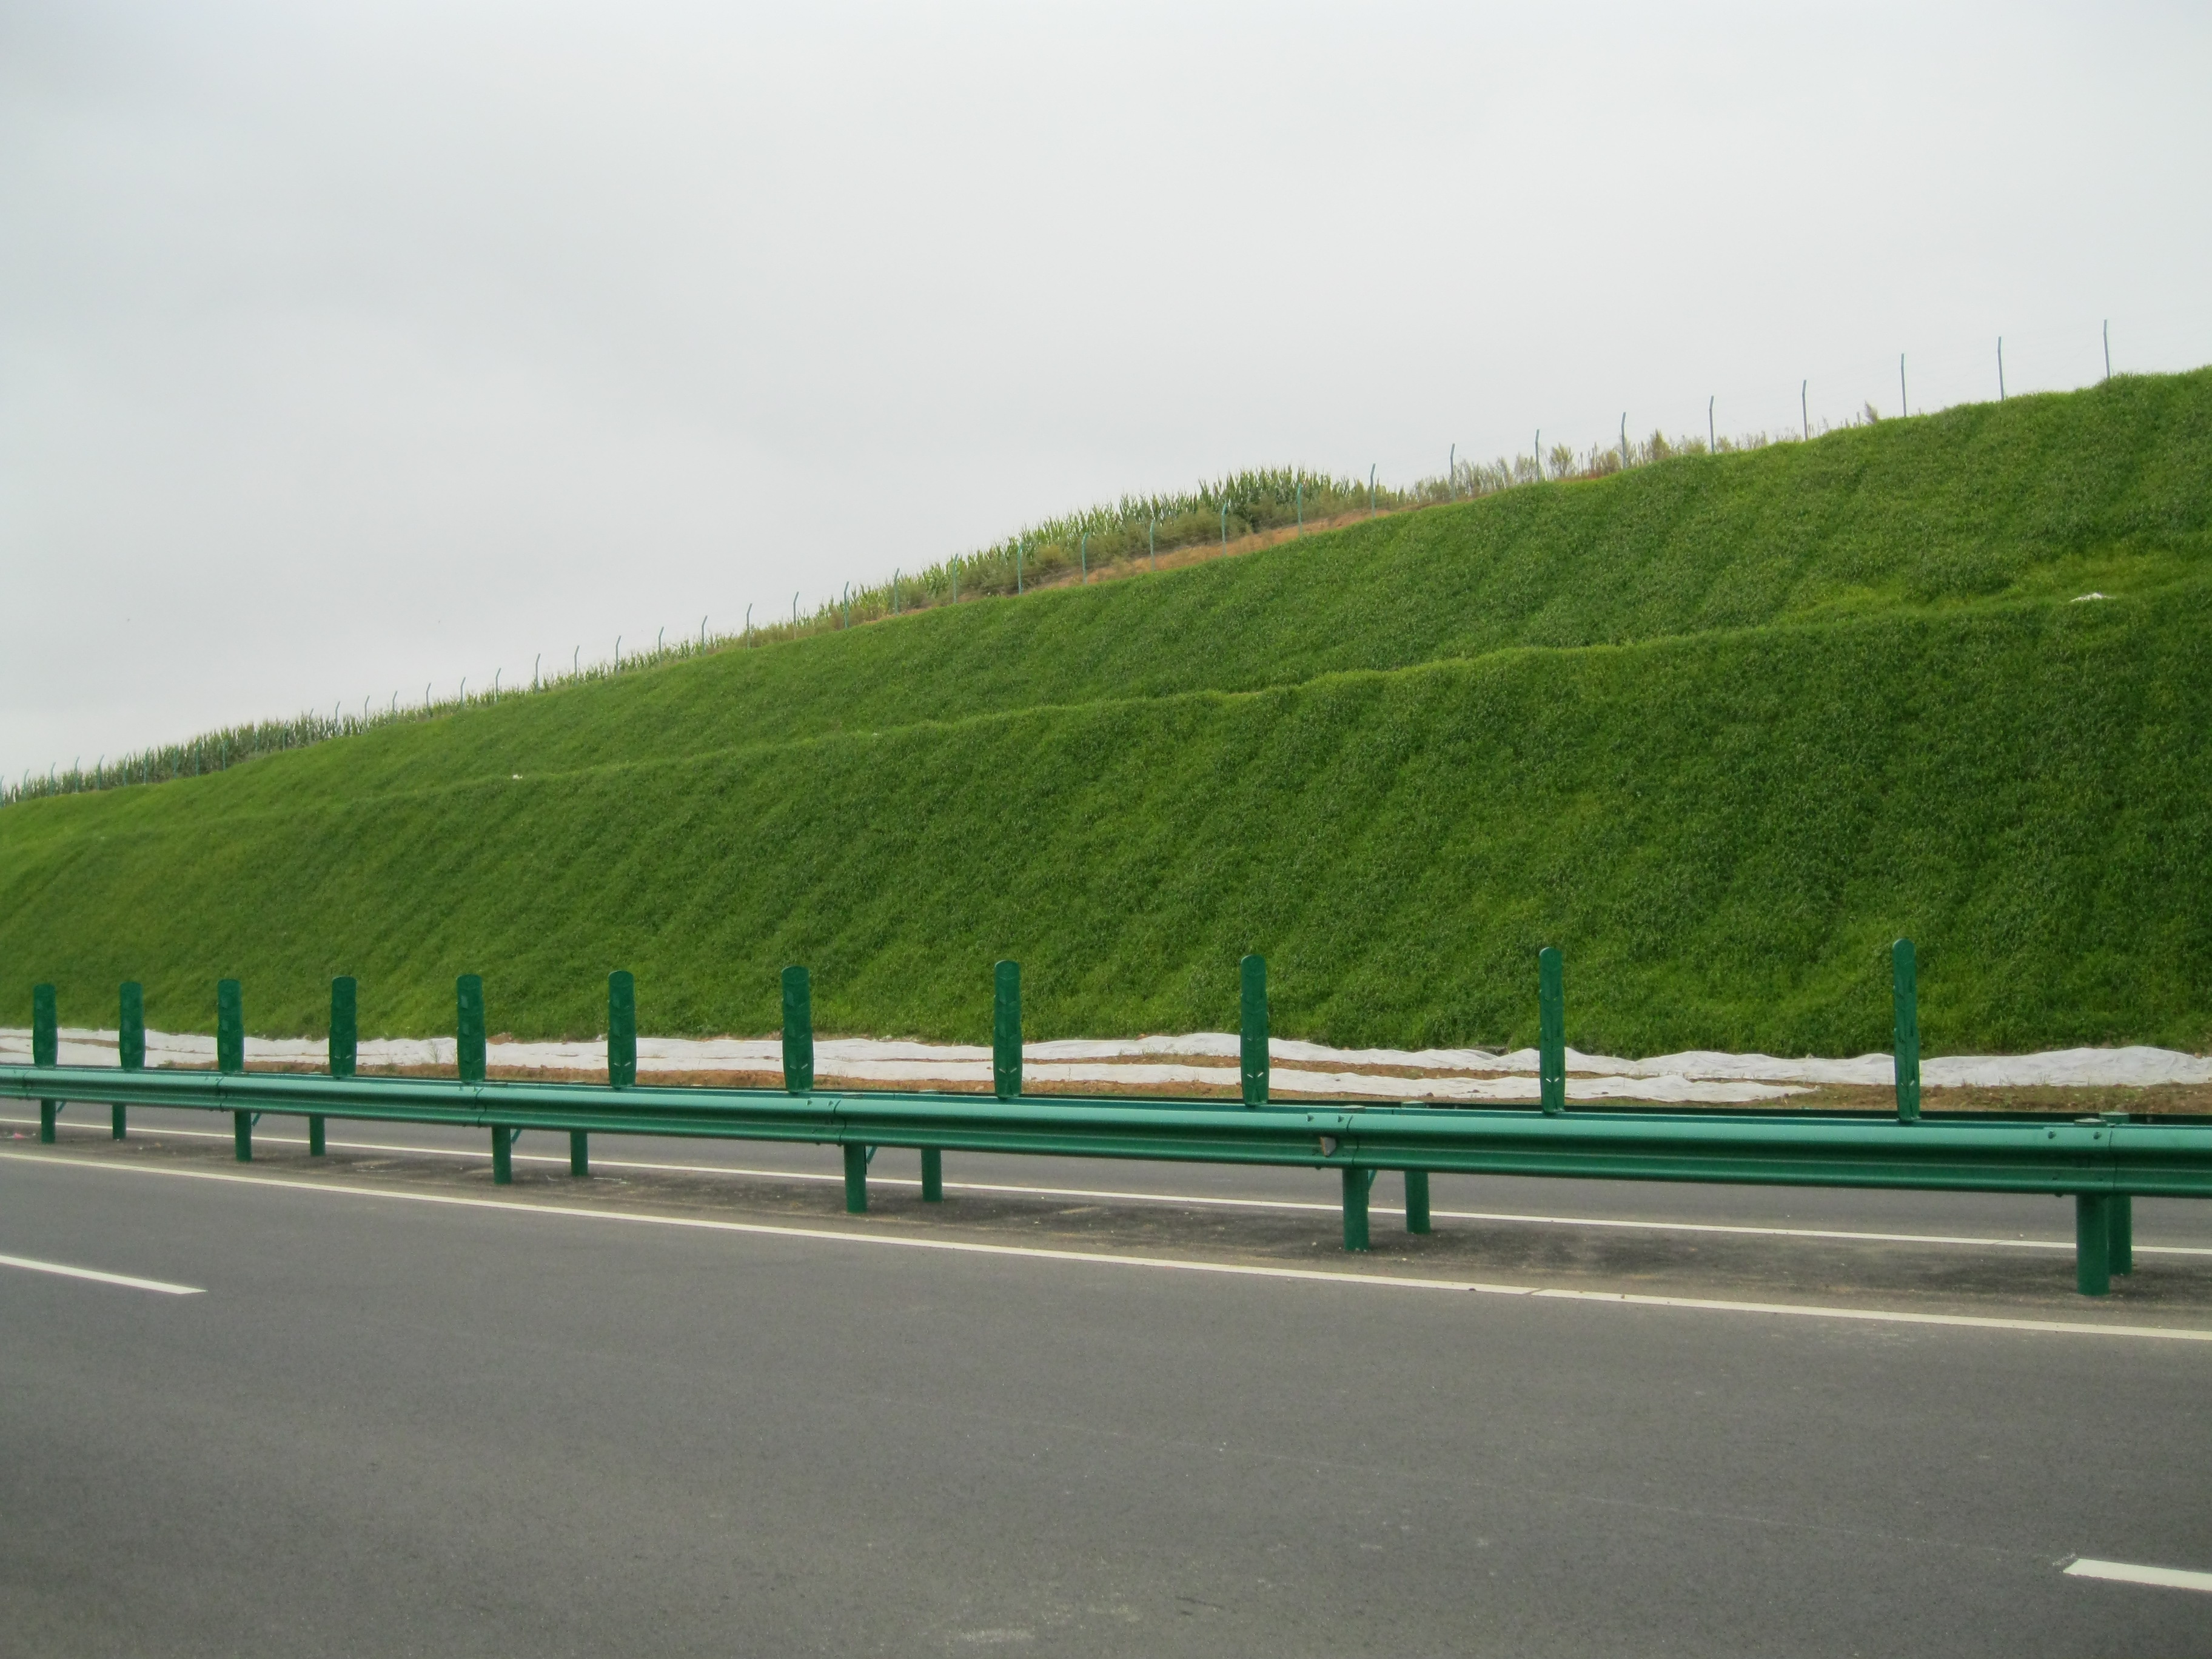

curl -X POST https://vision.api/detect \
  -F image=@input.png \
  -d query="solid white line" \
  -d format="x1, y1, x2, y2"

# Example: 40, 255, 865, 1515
0, 1250, 203, 1295
16, 1114, 2212, 1259
4, 1150, 2209, 1342
2065, 1558, 2212, 1593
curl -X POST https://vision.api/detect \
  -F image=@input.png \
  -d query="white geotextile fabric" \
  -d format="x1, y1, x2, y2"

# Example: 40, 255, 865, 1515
4, 1027, 2207, 1096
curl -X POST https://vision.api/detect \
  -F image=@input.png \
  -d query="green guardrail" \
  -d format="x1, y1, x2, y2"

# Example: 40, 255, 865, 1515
7, 943, 2199, 1298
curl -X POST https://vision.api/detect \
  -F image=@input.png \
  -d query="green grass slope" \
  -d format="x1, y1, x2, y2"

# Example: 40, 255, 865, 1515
5, 373, 2210, 1055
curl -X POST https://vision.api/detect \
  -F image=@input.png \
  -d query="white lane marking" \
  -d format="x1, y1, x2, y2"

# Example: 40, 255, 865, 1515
0, 1250, 203, 1295
2065, 1558, 2212, 1593
5, 1150, 2210, 1342
16, 1114, 2212, 1259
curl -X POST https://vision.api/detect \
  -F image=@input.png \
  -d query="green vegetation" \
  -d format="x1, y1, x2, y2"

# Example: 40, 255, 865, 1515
0, 421, 1808, 805
5, 371, 2209, 1056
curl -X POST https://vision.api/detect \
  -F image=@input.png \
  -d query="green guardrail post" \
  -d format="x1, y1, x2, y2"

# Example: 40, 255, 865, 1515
843, 1142, 868, 1213
2111, 1191, 2133, 1276
219, 978, 250, 1160
1341, 1166, 1371, 1251
115, 979, 144, 1139
993, 960, 1022, 1100
457, 974, 503, 1178
320, 975, 355, 1157
119, 982, 146, 1070
608, 970, 636, 1088
1538, 947, 1565, 1116
782, 965, 813, 1094
1404, 1169, 1431, 1234
218, 977, 244, 1073
2076, 1192, 2111, 1296
33, 982, 58, 1142
1240, 954, 1268, 1107
32, 983, 58, 1067
920, 1147, 943, 1202
589, 967, 635, 1177
329, 977, 358, 1077
456, 974, 486, 1083
1892, 939, 1921, 1124
570, 1131, 589, 1178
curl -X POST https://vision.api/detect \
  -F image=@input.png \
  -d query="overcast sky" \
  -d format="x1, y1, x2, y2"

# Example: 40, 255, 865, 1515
4, 2, 2208, 784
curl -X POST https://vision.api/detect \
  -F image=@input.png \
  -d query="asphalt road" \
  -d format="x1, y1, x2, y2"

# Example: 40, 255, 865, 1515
4, 1125, 2211, 1657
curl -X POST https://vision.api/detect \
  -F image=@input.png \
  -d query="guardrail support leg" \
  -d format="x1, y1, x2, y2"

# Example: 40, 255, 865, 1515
1405, 1170, 1431, 1234
1342, 1167, 1370, 1252
2110, 1194, 2133, 1276
233, 1110, 252, 1162
843, 1144, 868, 1214
111, 1105, 127, 1140
2076, 1193, 2111, 1296
39, 1100, 58, 1143
920, 1147, 943, 1202
309, 1116, 326, 1156
492, 1128, 514, 1185
569, 1131, 589, 1178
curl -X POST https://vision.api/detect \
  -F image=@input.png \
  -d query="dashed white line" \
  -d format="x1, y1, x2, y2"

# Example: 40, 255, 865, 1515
14, 1113, 2211, 1259
2065, 1558, 2212, 1593
0, 1250, 203, 1295
5, 1150, 2210, 1343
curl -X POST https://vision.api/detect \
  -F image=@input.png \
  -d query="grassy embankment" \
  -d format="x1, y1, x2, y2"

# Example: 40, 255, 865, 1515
3, 370, 2208, 1056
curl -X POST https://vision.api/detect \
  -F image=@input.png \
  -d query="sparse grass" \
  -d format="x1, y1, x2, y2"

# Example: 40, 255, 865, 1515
3, 371, 2208, 1057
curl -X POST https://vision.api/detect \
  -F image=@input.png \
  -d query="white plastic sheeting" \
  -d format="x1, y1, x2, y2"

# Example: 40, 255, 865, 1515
4, 1027, 2207, 1102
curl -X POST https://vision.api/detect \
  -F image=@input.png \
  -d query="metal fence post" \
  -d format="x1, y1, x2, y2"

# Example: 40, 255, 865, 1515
219, 978, 250, 1159
2076, 1192, 2111, 1295
993, 960, 1022, 1100
1538, 947, 1565, 1116
1240, 954, 1268, 1107
116, 980, 144, 1138
33, 982, 58, 1142
1892, 939, 1920, 1123
782, 965, 813, 1094
920, 1147, 943, 1201
1405, 1169, 1431, 1234
843, 1143, 868, 1213
1341, 1166, 1370, 1250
